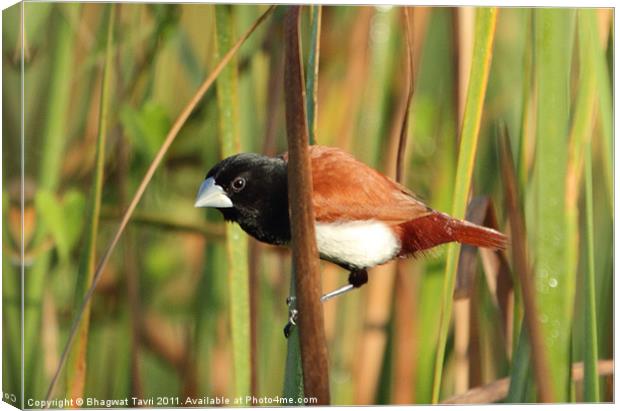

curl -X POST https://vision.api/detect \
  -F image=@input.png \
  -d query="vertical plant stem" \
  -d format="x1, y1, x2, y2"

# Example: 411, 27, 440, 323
283, 5, 321, 401
214, 4, 251, 398
578, 12, 601, 395
455, 7, 474, 131
567, 11, 600, 402
395, 7, 414, 183
391, 8, 416, 402
533, 9, 575, 402
583, 125, 599, 402
283, 5, 330, 405
64, 5, 114, 400
431, 8, 497, 404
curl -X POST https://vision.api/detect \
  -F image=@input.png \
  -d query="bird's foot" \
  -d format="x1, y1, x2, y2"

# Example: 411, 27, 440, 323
283, 296, 298, 338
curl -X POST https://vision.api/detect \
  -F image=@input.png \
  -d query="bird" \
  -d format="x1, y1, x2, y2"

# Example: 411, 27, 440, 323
195, 145, 507, 302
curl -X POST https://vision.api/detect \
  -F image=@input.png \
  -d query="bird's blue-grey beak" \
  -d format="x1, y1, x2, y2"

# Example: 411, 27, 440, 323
194, 177, 233, 208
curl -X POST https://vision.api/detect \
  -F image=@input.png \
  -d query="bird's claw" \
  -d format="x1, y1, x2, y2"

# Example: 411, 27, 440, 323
283, 308, 298, 338
283, 296, 298, 338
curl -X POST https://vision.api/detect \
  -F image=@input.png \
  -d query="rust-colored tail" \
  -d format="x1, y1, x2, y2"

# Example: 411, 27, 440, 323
397, 212, 507, 256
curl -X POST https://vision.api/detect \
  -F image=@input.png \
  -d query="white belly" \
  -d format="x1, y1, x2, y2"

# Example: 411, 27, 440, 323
315, 221, 400, 269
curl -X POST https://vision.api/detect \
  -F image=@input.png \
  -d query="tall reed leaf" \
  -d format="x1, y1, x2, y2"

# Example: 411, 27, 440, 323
591, 15, 613, 210
64, 6, 115, 399
214, 4, 251, 398
506, 327, 533, 402
569, 9, 606, 402
583, 121, 599, 402
532, 9, 575, 402
431, 7, 497, 404
566, 9, 596, 317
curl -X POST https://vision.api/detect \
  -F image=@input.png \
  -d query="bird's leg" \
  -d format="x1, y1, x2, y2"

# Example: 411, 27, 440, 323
283, 296, 298, 338
320, 268, 368, 302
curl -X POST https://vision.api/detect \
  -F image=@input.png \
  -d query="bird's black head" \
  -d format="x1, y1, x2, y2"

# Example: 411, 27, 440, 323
195, 153, 291, 245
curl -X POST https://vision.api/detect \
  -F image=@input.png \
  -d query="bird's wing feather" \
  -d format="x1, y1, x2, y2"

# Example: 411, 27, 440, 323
285, 145, 430, 223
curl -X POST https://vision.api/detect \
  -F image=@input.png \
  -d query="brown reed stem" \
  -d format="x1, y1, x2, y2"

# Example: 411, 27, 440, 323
283, 5, 330, 405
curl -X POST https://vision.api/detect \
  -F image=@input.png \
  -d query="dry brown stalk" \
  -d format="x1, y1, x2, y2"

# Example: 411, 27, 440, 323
499, 123, 554, 402
443, 359, 614, 404
283, 5, 330, 405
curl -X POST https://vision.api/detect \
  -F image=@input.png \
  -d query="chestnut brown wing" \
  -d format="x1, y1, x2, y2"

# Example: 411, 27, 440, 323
302, 146, 431, 223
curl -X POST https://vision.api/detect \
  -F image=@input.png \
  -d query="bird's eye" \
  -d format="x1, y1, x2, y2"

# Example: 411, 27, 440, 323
231, 177, 246, 192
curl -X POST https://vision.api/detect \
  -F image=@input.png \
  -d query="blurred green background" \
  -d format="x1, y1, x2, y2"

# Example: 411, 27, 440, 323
1, 4, 613, 406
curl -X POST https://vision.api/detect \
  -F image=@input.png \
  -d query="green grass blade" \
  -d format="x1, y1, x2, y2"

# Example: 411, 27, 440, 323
431, 7, 497, 403
214, 4, 251, 398
582, 119, 599, 402
532, 9, 575, 402
591, 16, 613, 211
568, 10, 599, 402
566, 9, 597, 306
506, 326, 533, 402
579, 13, 600, 398
64, 6, 114, 399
